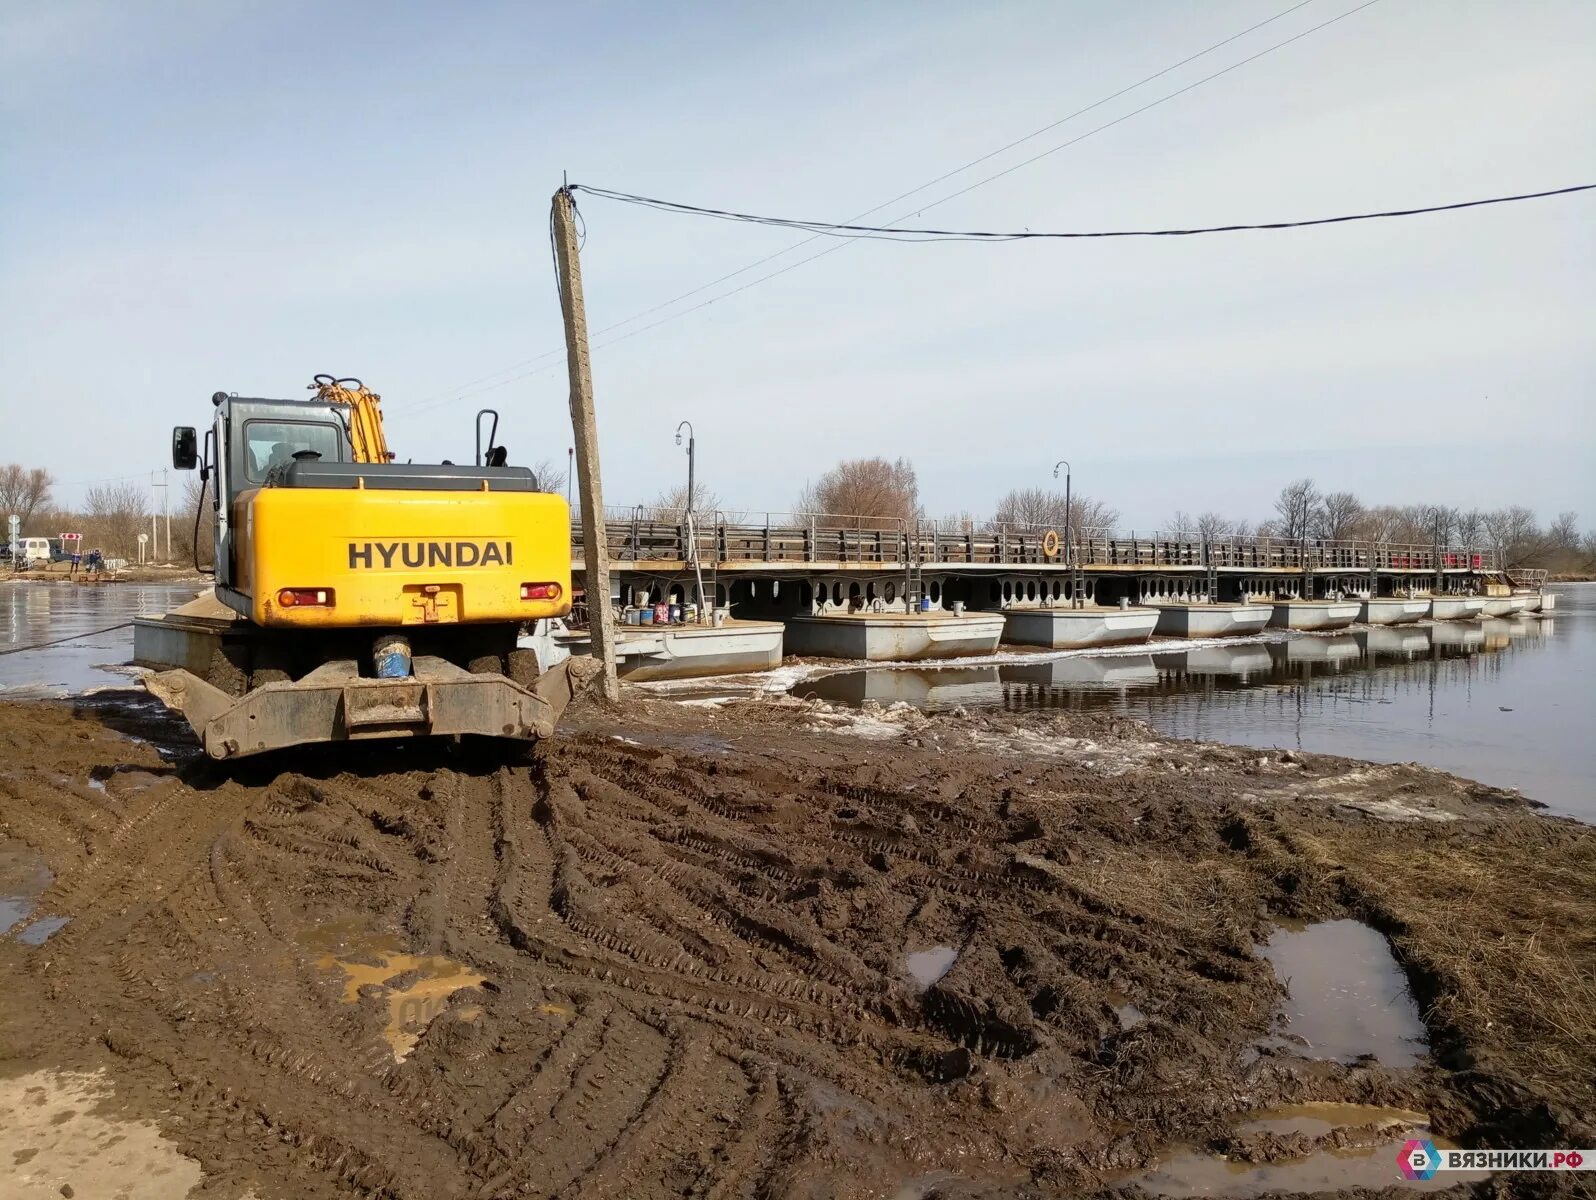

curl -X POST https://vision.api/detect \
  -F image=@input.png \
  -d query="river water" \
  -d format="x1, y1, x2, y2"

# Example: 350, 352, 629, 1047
4, 580, 1592, 821
0, 581, 202, 697
796, 585, 1595, 822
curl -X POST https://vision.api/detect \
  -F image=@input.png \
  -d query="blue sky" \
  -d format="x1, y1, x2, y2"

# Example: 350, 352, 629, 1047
2, 0, 1592, 529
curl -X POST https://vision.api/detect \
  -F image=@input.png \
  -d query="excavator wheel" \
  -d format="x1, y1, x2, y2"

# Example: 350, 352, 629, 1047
251, 648, 292, 688
506, 648, 541, 689
467, 653, 505, 676
206, 645, 250, 698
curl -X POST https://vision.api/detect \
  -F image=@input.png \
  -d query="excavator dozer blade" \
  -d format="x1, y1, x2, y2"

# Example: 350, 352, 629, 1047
142, 654, 601, 761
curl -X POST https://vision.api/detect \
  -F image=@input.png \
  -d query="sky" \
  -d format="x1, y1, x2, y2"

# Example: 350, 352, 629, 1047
2, 0, 1592, 531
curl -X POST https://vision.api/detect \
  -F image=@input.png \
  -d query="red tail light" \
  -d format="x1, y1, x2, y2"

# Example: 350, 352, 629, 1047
520, 582, 562, 601
277, 588, 335, 608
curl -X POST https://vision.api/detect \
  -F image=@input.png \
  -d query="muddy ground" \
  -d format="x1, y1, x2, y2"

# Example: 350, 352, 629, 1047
0, 688, 1591, 1199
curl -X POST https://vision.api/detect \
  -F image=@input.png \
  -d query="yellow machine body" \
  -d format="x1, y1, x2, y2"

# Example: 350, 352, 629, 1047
232, 484, 573, 629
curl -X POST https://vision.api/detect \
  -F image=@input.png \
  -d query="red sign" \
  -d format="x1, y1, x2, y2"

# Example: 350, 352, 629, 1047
60, 532, 82, 542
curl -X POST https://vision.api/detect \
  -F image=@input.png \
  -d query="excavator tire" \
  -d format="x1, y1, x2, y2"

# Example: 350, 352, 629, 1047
251, 648, 292, 688
468, 653, 505, 676
506, 648, 541, 689
206, 646, 250, 698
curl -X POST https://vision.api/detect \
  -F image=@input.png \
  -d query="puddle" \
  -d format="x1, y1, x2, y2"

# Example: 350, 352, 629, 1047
1, 842, 53, 933
1127, 1100, 1494, 1195
1132, 1134, 1481, 1196
0, 1069, 203, 1199
1238, 1101, 1430, 1138
302, 920, 488, 1060
15, 915, 71, 944
905, 946, 958, 989
1258, 919, 1427, 1065
1106, 990, 1147, 1030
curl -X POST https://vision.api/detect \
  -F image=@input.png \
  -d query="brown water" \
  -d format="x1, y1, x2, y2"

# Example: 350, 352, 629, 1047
0, 841, 52, 935
300, 919, 489, 1061
1133, 1132, 1479, 1197
1128, 1101, 1491, 1197
794, 584, 1596, 821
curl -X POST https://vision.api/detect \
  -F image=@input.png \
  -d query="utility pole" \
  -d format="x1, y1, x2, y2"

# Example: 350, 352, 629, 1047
163, 468, 171, 564
551, 185, 620, 703
151, 470, 171, 563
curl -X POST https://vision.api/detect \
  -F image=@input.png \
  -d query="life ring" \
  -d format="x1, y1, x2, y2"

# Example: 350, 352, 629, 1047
1042, 529, 1061, 558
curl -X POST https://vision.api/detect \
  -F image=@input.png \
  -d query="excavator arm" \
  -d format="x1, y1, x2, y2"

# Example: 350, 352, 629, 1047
311, 374, 393, 464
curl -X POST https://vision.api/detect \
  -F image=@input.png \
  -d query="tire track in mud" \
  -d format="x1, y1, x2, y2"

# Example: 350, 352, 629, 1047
4, 706, 1335, 1198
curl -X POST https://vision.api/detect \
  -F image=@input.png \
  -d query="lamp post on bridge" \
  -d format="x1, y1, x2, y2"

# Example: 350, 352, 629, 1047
676, 421, 707, 623
1052, 459, 1072, 583
674, 421, 695, 518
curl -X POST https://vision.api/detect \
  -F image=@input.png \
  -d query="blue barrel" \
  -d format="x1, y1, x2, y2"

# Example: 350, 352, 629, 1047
374, 634, 412, 678
639, 606, 653, 624
668, 603, 682, 624
920, 596, 933, 612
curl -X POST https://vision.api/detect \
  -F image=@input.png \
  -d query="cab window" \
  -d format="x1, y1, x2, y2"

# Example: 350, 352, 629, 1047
243, 421, 344, 482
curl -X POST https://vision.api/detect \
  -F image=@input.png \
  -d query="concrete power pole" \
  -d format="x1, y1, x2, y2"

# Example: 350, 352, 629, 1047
551, 185, 620, 703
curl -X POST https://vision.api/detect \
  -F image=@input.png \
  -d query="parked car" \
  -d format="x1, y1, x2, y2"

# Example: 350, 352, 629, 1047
17, 537, 52, 567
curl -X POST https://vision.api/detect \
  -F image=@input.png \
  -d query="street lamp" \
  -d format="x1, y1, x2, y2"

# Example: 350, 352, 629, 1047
1052, 459, 1072, 580
675, 421, 706, 623
674, 421, 695, 517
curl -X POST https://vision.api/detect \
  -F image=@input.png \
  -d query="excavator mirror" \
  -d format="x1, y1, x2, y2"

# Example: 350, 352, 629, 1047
172, 426, 199, 471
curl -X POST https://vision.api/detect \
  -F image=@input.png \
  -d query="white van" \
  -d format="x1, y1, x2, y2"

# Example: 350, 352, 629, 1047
17, 537, 52, 566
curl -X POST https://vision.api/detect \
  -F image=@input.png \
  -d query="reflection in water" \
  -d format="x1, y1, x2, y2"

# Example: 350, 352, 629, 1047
1258, 919, 1428, 1066
795, 587, 1596, 821
795, 624, 1529, 716
1, 581, 201, 696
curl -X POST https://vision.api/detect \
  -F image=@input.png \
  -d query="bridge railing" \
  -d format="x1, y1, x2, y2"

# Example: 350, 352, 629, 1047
574, 507, 1503, 573
711, 511, 909, 564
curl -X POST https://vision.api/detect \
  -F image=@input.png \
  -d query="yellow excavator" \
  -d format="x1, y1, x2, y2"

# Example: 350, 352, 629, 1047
135, 375, 597, 759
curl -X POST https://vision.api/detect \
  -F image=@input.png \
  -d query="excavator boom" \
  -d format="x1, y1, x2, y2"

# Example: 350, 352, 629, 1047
312, 374, 393, 464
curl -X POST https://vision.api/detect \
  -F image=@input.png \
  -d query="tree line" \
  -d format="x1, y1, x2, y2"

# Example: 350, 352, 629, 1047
2, 465, 186, 563
650, 459, 1594, 577
1166, 478, 1595, 574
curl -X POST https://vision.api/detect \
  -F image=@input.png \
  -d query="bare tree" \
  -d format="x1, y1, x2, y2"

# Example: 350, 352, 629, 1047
173, 474, 216, 568
648, 482, 722, 523
1195, 512, 1233, 541
528, 458, 569, 497
0, 464, 55, 530
1547, 511, 1580, 550
935, 511, 978, 534
83, 481, 150, 559
991, 488, 1117, 534
795, 457, 921, 527
1165, 510, 1194, 535
1483, 506, 1541, 568
1452, 507, 1486, 548
1352, 505, 1403, 543
1313, 491, 1364, 541
1273, 478, 1320, 541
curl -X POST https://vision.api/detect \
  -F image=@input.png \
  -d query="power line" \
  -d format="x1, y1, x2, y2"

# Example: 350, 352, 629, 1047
392, 0, 1340, 414
570, 183, 1595, 242
397, 0, 1379, 416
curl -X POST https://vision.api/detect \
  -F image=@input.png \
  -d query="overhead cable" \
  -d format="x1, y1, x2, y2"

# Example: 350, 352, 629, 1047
569, 182, 1595, 242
